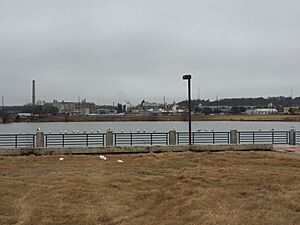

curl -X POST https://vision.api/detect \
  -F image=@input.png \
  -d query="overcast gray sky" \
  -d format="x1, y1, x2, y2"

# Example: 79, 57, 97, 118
1, 0, 300, 105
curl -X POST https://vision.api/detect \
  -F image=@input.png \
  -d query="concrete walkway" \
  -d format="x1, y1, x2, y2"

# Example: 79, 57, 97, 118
0, 144, 272, 156
273, 145, 300, 155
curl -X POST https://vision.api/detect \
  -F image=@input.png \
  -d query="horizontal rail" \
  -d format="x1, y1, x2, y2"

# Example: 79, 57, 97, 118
238, 131, 289, 144
0, 134, 35, 148
45, 133, 105, 147
114, 132, 169, 146
177, 132, 230, 144
0, 130, 297, 148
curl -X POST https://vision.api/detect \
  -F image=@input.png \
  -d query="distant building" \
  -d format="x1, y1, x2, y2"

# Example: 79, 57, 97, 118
246, 108, 278, 115
96, 105, 117, 115
137, 100, 161, 114
140, 100, 159, 109
170, 104, 184, 114
51, 99, 96, 115
123, 101, 132, 112
198, 105, 231, 115
172, 104, 180, 113
117, 103, 124, 113
17, 113, 32, 118
130, 107, 140, 114
283, 107, 300, 115
116, 101, 132, 114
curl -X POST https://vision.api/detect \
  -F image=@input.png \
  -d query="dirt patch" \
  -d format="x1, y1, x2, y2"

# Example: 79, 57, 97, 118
0, 151, 299, 225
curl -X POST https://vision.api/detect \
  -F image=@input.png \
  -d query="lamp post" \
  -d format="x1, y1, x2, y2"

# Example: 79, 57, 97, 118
182, 74, 192, 145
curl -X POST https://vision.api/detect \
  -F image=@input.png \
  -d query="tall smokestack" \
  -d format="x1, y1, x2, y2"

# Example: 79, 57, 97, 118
1, 96, 4, 111
32, 80, 36, 117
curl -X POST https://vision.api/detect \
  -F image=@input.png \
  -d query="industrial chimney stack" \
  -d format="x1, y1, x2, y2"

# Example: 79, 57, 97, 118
32, 80, 36, 118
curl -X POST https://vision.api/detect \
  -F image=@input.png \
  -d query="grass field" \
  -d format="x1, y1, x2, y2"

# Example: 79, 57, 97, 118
0, 151, 299, 225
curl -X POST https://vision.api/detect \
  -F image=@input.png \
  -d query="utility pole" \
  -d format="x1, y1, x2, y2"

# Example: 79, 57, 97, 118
182, 74, 192, 145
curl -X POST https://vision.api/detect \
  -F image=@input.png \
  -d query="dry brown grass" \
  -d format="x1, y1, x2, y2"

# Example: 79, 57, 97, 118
13, 114, 300, 123
0, 151, 299, 225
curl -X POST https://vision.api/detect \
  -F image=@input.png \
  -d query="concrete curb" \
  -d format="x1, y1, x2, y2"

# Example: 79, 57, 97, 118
0, 144, 273, 156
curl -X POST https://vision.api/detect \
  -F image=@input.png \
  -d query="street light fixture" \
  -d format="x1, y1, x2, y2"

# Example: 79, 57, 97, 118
182, 74, 192, 145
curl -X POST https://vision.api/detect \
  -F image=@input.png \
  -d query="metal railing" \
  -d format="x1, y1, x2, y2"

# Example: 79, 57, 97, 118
0, 134, 35, 148
114, 132, 169, 146
177, 132, 230, 144
238, 131, 289, 144
45, 133, 105, 147
0, 130, 298, 148
296, 131, 300, 145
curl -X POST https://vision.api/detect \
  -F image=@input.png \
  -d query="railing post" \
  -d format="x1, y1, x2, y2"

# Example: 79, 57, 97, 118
289, 129, 296, 145
15, 135, 18, 148
45, 134, 48, 147
192, 132, 195, 144
36, 131, 44, 148
169, 129, 177, 145
230, 130, 238, 144
106, 129, 113, 146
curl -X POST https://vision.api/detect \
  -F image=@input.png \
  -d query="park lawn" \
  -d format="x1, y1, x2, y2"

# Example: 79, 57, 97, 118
0, 151, 299, 225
